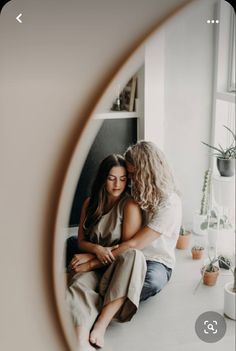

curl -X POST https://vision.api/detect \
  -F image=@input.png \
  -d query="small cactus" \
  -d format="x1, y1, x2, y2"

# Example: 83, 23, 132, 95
205, 256, 220, 272
179, 226, 190, 235
200, 169, 211, 215
192, 245, 204, 251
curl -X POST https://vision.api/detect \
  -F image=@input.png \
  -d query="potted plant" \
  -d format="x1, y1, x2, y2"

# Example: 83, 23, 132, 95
191, 245, 205, 260
201, 255, 220, 286
202, 125, 236, 177
217, 256, 236, 320
176, 226, 191, 249
195, 255, 235, 318
193, 169, 211, 236
218, 255, 232, 270
224, 266, 236, 320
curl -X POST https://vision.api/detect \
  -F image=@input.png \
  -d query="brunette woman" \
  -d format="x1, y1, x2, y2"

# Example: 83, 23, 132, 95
67, 154, 146, 351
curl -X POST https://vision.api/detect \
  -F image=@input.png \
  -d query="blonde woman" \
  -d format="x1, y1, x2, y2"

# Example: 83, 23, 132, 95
124, 141, 182, 300
71, 141, 182, 346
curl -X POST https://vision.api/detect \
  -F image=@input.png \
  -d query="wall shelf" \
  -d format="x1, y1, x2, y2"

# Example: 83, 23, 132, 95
216, 91, 235, 103
93, 111, 139, 120
212, 174, 235, 208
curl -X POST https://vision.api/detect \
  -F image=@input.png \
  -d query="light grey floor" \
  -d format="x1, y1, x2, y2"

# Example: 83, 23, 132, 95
103, 242, 235, 351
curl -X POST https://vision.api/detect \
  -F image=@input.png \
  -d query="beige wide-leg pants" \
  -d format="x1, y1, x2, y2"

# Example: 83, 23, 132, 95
67, 249, 147, 328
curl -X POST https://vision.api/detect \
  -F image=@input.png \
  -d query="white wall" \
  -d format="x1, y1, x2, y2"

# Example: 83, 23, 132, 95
212, 0, 235, 171
144, 0, 216, 226
0, 1, 192, 350
216, 0, 233, 92
144, 30, 165, 148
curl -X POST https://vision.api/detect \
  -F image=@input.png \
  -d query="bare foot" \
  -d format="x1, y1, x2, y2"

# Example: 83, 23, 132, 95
89, 323, 106, 348
76, 326, 95, 351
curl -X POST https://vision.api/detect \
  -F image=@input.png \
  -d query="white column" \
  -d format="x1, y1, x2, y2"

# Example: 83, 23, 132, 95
144, 29, 165, 148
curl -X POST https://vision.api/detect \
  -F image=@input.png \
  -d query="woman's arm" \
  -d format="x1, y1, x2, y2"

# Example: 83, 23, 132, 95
75, 198, 142, 265
122, 198, 142, 241
72, 226, 160, 272
77, 198, 119, 264
72, 198, 159, 272
77, 198, 100, 255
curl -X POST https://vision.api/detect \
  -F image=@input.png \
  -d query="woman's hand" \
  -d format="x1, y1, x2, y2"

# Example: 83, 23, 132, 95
73, 261, 92, 273
70, 253, 95, 271
94, 244, 119, 265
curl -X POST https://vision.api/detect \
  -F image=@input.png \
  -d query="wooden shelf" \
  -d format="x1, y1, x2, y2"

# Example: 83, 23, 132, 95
93, 111, 139, 120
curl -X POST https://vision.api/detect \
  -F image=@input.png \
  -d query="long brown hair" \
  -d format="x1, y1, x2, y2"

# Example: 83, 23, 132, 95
83, 154, 127, 233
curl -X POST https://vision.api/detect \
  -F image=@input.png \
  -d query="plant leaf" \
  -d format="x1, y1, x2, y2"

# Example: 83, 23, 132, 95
200, 222, 208, 230
201, 141, 224, 155
223, 125, 236, 141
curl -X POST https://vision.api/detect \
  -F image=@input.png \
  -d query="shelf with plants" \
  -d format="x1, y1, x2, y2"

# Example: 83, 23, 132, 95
202, 125, 236, 177
93, 74, 141, 121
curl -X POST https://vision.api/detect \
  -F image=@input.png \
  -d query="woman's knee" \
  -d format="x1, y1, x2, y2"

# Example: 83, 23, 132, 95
140, 276, 164, 301
145, 276, 165, 293
117, 248, 144, 262
140, 263, 169, 301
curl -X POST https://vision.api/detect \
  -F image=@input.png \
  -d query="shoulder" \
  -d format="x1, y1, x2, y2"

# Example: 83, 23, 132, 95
123, 197, 141, 219
117, 193, 140, 215
123, 197, 142, 226
165, 192, 181, 208
157, 192, 181, 212
146, 193, 182, 235
124, 197, 140, 211
150, 192, 182, 221
119, 192, 139, 209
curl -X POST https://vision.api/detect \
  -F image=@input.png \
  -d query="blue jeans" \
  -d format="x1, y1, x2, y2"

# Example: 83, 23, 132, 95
140, 260, 172, 301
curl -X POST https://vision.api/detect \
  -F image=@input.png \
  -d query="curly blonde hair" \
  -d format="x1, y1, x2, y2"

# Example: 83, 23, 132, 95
124, 141, 177, 215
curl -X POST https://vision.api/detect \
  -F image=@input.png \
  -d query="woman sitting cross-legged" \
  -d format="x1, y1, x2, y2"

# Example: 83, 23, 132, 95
67, 154, 146, 351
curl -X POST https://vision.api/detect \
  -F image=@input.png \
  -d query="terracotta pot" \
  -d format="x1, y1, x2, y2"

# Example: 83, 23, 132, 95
202, 266, 219, 286
192, 248, 204, 260
176, 232, 191, 249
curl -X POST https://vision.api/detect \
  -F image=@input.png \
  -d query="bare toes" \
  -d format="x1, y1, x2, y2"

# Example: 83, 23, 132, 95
89, 330, 104, 348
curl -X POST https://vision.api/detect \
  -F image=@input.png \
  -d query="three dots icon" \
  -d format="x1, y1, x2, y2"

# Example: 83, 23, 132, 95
207, 20, 219, 24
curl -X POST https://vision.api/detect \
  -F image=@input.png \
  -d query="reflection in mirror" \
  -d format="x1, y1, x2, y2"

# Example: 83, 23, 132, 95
55, 1, 235, 350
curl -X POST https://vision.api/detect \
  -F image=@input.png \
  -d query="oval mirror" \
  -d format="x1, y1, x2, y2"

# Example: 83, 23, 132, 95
53, 1, 235, 350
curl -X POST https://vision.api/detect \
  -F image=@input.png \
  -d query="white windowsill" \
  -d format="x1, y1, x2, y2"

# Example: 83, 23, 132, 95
216, 91, 235, 103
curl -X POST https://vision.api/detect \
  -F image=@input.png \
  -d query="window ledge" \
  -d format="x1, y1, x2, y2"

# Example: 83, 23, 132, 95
216, 91, 235, 103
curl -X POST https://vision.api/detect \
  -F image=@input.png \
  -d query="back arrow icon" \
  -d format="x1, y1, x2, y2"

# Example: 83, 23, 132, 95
16, 13, 22, 23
